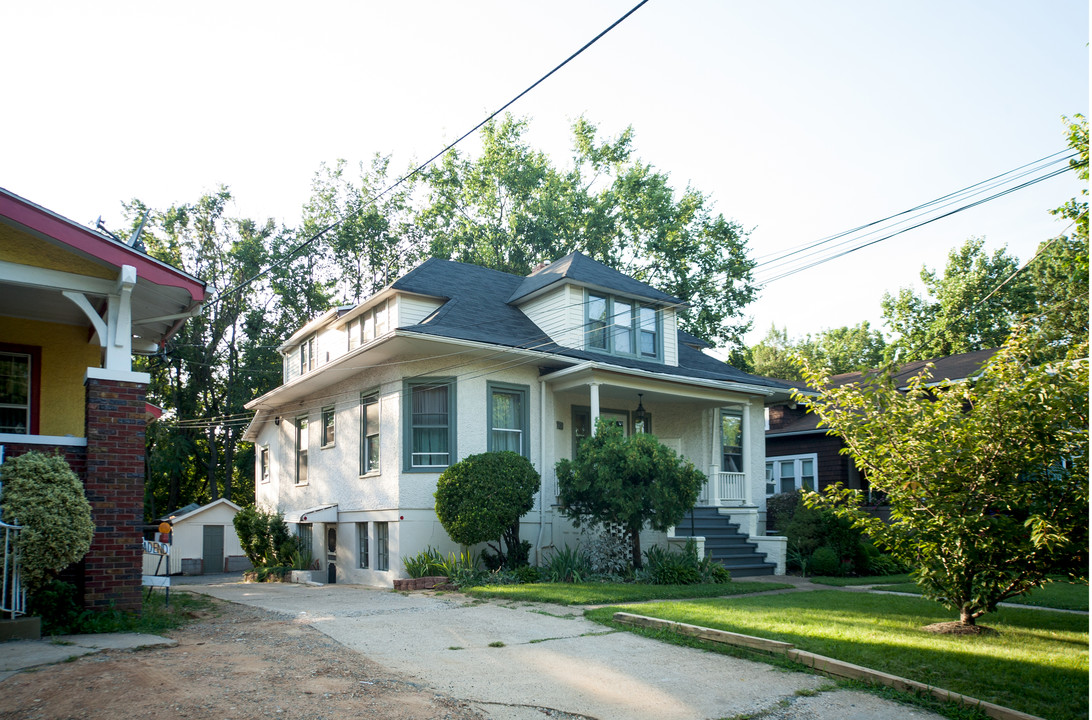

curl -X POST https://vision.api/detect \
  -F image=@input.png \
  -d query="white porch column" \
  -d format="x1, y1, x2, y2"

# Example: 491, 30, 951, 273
742, 400, 754, 506
589, 382, 600, 436
104, 265, 137, 372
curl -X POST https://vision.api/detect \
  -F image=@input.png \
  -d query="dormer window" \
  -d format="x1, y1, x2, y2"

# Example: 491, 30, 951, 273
347, 300, 390, 351
300, 335, 316, 374
585, 292, 661, 360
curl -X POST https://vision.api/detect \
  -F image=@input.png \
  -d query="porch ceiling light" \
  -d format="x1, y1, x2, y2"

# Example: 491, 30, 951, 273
634, 393, 647, 428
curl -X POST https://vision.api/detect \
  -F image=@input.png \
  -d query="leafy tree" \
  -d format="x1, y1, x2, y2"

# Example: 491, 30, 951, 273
418, 114, 757, 349
0, 452, 94, 593
882, 237, 1036, 362
302, 156, 424, 305
746, 322, 888, 380
555, 420, 706, 568
434, 452, 540, 568
799, 325, 1088, 628
746, 325, 803, 380
132, 188, 325, 517
1029, 114, 1088, 356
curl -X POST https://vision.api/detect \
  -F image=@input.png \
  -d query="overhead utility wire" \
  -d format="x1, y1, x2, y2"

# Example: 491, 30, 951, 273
201, 0, 651, 309
754, 163, 1074, 287
754, 153, 1074, 276
752, 149, 1074, 265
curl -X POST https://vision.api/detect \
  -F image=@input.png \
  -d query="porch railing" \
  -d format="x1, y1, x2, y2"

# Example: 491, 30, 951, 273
2, 519, 26, 620
699, 470, 747, 507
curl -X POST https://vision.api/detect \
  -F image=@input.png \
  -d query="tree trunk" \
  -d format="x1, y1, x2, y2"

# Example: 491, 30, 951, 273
959, 606, 977, 626
629, 527, 643, 569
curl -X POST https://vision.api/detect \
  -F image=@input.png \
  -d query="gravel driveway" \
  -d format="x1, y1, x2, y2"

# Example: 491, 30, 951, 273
189, 580, 947, 720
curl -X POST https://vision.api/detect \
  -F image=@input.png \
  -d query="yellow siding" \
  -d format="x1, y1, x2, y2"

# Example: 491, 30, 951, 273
0, 224, 114, 279
0, 317, 101, 436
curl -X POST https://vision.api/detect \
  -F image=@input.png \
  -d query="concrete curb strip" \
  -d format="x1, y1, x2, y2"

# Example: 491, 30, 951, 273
611, 612, 1046, 720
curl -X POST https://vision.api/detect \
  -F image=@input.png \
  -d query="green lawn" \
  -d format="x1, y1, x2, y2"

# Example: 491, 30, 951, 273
809, 573, 913, 586
463, 580, 791, 605
875, 580, 1090, 612
586, 590, 1088, 720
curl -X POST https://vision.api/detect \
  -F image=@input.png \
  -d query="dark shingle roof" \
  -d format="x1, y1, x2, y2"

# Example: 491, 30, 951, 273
391, 257, 788, 391
507, 251, 682, 306
766, 347, 998, 436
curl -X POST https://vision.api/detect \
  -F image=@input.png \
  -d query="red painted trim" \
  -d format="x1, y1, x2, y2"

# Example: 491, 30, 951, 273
0, 342, 42, 435
0, 191, 205, 302
145, 402, 163, 421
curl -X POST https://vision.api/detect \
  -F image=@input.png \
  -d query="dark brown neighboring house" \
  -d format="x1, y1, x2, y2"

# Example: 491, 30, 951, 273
764, 348, 996, 502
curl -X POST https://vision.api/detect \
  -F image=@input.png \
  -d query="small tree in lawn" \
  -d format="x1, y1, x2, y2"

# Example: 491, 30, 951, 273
434, 452, 540, 569
555, 420, 705, 569
800, 325, 1088, 631
0, 451, 94, 594
233, 506, 297, 568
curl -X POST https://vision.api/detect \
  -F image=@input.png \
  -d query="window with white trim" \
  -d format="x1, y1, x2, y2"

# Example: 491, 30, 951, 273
321, 406, 335, 448
347, 300, 390, 350
295, 416, 309, 485
259, 446, 270, 484
299, 335, 316, 374
584, 292, 661, 360
361, 393, 380, 474
0, 351, 31, 434
765, 454, 817, 496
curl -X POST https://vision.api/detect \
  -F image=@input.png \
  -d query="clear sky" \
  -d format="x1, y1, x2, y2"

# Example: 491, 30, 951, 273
2, 1, 1087, 346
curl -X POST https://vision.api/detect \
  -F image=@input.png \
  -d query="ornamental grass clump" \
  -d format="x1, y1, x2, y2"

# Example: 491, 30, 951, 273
0, 451, 94, 594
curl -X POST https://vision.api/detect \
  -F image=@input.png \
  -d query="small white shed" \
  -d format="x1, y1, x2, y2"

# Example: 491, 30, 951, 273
151, 499, 251, 575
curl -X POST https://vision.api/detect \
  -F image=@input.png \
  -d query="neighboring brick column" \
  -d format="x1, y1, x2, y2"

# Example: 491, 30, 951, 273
83, 376, 148, 612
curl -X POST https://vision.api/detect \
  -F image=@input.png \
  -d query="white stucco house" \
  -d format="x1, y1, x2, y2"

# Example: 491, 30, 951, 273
243, 252, 791, 586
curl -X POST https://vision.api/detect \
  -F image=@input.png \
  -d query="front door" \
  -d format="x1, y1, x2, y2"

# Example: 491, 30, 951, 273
326, 526, 337, 584
571, 407, 629, 456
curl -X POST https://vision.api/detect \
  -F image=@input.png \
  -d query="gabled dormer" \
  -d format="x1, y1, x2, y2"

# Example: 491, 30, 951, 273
508, 251, 683, 366
279, 290, 445, 383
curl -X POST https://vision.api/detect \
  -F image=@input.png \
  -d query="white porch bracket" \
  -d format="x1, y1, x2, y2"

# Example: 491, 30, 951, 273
61, 290, 109, 347
60, 264, 137, 373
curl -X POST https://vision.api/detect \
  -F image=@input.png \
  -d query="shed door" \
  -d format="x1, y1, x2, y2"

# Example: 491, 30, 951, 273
202, 524, 225, 574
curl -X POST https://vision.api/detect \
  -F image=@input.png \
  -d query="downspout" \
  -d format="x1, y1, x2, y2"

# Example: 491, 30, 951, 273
534, 378, 547, 565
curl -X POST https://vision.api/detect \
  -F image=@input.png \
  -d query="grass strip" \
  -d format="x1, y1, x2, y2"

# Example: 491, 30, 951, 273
462, 580, 791, 605
808, 573, 913, 586
585, 590, 1087, 720
875, 580, 1089, 612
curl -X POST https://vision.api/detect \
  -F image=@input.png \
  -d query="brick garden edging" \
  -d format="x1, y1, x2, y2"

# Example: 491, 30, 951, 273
612, 612, 1045, 720
393, 576, 452, 591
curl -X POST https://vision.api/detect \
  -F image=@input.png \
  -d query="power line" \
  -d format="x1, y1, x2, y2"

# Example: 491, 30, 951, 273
202, 1, 650, 309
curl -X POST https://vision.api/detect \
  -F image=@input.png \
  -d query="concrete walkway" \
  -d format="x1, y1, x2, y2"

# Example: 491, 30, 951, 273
186, 579, 947, 720
0, 632, 176, 683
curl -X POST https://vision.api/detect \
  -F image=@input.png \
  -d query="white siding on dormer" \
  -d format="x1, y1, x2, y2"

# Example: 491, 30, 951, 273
398, 294, 443, 327
519, 285, 582, 349
663, 307, 678, 367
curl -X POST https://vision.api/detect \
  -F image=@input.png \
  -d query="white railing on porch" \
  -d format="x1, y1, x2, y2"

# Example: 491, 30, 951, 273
2, 519, 26, 619
699, 470, 747, 506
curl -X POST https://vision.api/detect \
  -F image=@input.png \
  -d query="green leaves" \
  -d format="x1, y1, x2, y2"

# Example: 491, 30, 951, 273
434, 451, 541, 553
555, 420, 705, 568
799, 324, 1088, 625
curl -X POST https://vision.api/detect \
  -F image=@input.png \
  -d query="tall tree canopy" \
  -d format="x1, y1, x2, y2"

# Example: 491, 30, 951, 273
131, 188, 326, 516
881, 237, 1035, 361
417, 115, 758, 347
744, 322, 887, 380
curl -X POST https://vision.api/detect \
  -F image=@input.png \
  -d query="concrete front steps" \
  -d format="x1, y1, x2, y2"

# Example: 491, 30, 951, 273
676, 507, 776, 577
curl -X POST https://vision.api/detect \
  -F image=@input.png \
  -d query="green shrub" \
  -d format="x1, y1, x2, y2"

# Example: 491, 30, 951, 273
867, 552, 907, 576
785, 504, 863, 574
403, 546, 447, 578
435, 452, 540, 569
514, 565, 541, 584
707, 563, 733, 584
0, 451, 94, 594
644, 540, 710, 585
27, 579, 83, 635
233, 506, 296, 567
543, 545, 592, 583
765, 490, 801, 533
810, 545, 842, 576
